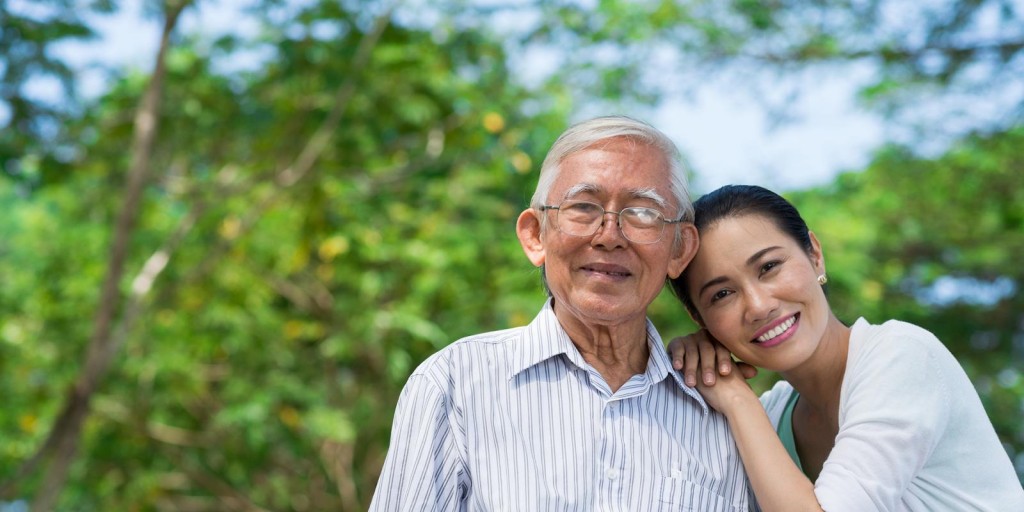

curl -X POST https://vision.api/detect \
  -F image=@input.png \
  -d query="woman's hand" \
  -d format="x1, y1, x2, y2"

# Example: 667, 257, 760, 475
697, 358, 761, 416
668, 329, 757, 388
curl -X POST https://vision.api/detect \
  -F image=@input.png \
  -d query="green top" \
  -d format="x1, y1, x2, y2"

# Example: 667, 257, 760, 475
777, 389, 805, 475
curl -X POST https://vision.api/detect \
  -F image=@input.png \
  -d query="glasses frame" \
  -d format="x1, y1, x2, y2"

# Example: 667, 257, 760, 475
539, 199, 684, 244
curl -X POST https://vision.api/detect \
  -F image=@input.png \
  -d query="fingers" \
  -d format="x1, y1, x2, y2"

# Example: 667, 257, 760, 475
668, 336, 685, 370
667, 334, 702, 387
715, 343, 732, 375
668, 330, 745, 388
698, 333, 719, 386
737, 361, 758, 380
682, 337, 701, 388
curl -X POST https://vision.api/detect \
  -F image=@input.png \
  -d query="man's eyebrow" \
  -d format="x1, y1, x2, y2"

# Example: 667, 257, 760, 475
562, 183, 600, 200
629, 187, 669, 209
562, 184, 669, 209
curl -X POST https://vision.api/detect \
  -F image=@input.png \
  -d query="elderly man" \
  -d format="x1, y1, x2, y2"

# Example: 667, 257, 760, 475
370, 116, 752, 511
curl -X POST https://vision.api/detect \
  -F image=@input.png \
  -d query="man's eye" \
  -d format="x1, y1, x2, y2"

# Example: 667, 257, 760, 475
567, 202, 600, 214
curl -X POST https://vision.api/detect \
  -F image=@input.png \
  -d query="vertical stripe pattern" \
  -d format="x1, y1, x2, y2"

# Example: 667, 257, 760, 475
370, 300, 754, 511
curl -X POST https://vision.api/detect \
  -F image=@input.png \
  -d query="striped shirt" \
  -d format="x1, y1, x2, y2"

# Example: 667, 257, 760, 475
370, 299, 754, 511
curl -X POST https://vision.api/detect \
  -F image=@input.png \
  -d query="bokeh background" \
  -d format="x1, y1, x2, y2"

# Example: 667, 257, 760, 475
1, 1, 1022, 510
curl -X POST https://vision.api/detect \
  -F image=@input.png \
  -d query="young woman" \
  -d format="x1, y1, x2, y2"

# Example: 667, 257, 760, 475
667, 185, 1024, 511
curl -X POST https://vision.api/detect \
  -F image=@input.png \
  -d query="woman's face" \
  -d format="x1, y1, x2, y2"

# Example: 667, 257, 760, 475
685, 214, 829, 372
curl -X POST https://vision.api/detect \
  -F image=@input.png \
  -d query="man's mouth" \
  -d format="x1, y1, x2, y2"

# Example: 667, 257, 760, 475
581, 263, 631, 278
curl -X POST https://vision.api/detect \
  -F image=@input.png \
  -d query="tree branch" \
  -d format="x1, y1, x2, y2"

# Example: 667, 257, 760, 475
0, 3, 193, 510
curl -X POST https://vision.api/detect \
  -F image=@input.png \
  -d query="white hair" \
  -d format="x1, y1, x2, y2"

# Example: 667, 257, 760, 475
530, 115, 694, 222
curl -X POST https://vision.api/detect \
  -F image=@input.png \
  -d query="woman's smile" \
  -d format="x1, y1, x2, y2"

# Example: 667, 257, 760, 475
752, 313, 799, 348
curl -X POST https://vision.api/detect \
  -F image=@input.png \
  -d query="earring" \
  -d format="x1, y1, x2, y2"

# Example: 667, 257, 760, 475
817, 274, 828, 286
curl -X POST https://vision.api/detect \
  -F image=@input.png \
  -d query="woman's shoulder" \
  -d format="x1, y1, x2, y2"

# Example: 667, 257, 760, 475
843, 317, 970, 414
758, 379, 795, 426
849, 317, 949, 361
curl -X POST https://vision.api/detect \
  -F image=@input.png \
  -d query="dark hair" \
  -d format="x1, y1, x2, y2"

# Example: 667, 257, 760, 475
668, 185, 814, 319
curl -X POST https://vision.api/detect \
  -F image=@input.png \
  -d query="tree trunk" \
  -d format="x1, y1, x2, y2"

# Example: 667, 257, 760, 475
28, 3, 189, 510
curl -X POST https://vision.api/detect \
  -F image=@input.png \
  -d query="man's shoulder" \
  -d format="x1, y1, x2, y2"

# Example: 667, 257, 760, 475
412, 325, 526, 377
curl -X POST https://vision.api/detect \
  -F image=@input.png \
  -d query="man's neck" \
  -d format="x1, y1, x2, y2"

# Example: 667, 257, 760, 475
554, 306, 651, 393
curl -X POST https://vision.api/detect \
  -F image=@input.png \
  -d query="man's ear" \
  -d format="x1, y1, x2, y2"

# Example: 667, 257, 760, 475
667, 223, 699, 279
517, 208, 545, 267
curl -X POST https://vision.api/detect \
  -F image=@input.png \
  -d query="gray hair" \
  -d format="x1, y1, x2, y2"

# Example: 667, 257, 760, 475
530, 115, 694, 223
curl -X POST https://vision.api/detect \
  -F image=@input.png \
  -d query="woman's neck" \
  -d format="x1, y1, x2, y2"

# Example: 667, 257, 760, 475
781, 314, 851, 417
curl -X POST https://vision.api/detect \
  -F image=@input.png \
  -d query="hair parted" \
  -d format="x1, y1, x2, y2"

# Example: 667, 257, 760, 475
668, 184, 814, 318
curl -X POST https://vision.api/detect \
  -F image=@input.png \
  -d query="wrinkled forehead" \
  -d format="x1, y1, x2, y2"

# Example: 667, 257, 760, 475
559, 183, 671, 209
548, 140, 676, 207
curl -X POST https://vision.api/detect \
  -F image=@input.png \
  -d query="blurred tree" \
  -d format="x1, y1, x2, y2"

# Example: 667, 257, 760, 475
0, 0, 110, 190
2, 1, 1022, 510
3, 0, 568, 509
503, 0, 1024, 135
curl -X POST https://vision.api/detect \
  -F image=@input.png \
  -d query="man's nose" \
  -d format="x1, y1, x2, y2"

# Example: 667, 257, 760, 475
592, 212, 627, 246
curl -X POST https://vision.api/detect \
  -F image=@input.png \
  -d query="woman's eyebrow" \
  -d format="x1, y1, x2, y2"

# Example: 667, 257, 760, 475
746, 246, 782, 266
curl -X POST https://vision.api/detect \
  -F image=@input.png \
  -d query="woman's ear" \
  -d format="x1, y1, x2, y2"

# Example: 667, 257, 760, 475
808, 230, 825, 275
517, 208, 545, 267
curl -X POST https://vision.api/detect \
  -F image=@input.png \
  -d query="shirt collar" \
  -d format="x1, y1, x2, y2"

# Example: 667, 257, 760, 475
642, 323, 708, 411
510, 299, 582, 377
510, 298, 709, 412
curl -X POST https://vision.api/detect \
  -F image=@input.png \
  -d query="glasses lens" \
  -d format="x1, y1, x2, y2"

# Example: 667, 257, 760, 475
621, 207, 665, 243
550, 201, 668, 243
557, 200, 602, 236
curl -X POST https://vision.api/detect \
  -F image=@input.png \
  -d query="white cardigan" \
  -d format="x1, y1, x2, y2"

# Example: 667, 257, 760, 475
758, 318, 1024, 511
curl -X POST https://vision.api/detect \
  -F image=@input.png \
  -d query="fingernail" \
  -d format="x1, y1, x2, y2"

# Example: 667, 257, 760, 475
704, 372, 714, 384
685, 375, 696, 387
720, 363, 730, 373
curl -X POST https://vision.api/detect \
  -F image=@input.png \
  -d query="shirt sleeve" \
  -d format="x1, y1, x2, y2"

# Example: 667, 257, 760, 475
369, 372, 469, 512
814, 330, 951, 511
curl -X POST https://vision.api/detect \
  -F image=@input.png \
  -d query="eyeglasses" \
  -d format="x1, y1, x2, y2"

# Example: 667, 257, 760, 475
539, 199, 683, 244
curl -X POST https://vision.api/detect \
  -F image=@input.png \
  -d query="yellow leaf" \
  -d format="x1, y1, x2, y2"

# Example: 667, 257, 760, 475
284, 320, 304, 340
19, 414, 37, 433
278, 406, 301, 429
318, 236, 350, 262
219, 216, 242, 240
512, 151, 532, 174
483, 112, 505, 133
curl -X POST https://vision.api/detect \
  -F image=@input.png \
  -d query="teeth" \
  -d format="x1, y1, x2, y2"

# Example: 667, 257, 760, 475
757, 316, 796, 343
589, 268, 628, 276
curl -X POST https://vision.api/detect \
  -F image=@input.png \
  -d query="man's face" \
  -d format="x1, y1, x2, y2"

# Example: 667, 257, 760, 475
518, 137, 696, 329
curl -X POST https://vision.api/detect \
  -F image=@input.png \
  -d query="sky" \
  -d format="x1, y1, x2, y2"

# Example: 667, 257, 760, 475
56, 0, 886, 194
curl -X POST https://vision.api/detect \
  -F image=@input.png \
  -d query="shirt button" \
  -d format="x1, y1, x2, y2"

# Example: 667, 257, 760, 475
605, 468, 618, 480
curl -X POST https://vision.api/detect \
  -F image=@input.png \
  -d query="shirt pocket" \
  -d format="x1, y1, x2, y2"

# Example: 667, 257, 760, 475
658, 475, 748, 511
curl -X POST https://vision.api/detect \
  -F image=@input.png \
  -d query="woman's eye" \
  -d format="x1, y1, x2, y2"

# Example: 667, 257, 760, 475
710, 289, 731, 302
760, 260, 781, 275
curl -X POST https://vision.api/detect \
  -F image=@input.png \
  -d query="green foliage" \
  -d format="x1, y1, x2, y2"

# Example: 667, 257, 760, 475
0, 0, 98, 189
2, 1, 1023, 509
2, 2, 568, 509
